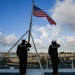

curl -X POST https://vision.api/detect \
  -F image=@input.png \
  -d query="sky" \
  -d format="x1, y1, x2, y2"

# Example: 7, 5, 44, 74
0, 0, 75, 53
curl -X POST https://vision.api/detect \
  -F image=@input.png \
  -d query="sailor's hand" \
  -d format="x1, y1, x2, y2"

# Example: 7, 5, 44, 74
25, 40, 28, 43
27, 48, 30, 51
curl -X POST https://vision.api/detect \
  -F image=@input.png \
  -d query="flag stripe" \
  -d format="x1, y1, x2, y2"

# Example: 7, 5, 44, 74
33, 10, 48, 17
46, 16, 56, 25
33, 5, 56, 25
33, 12, 47, 16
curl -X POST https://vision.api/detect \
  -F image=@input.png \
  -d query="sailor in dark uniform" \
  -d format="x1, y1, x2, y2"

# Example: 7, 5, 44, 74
16, 39, 31, 75
48, 40, 60, 74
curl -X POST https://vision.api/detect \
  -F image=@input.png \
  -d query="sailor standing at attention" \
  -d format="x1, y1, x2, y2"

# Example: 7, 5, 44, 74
16, 39, 31, 75
48, 40, 60, 75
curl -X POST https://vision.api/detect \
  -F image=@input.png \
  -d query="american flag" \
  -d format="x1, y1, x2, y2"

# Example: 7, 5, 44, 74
33, 5, 56, 25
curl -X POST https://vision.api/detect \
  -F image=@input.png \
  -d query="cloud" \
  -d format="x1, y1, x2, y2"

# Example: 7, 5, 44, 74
58, 35, 75, 52
59, 35, 75, 47
32, 24, 60, 39
30, 0, 75, 52
51, 0, 75, 32
31, 24, 75, 52
37, 0, 75, 52
31, 24, 61, 52
0, 32, 18, 46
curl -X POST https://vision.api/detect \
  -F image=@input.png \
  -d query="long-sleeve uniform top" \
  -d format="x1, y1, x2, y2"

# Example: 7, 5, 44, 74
16, 43, 31, 58
48, 44, 60, 56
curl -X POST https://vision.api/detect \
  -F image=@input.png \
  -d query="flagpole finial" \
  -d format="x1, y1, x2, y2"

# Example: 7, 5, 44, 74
33, 0, 34, 2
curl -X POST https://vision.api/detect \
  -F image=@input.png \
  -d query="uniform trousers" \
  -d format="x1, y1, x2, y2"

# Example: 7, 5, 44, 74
19, 56, 27, 75
50, 55, 58, 74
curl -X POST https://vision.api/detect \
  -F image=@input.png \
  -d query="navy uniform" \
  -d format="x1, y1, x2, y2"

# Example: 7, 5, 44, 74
16, 39, 31, 75
48, 40, 60, 74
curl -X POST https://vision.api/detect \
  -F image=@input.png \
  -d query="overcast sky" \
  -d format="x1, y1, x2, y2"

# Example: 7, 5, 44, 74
0, 0, 75, 53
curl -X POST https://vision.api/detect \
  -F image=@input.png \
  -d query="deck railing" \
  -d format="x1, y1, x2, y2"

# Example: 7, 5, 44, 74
0, 52, 75, 69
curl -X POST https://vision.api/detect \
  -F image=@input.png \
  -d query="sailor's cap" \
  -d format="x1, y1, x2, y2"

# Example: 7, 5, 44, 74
22, 39, 26, 42
52, 39, 56, 42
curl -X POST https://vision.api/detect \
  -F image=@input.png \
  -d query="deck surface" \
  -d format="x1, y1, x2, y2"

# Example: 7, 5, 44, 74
0, 69, 75, 75
0, 73, 75, 75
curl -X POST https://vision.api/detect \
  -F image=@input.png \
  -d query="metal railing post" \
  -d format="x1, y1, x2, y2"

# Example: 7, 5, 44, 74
46, 55, 48, 69
72, 53, 74, 69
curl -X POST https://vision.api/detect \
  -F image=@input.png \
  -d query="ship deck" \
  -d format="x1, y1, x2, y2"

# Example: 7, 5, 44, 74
0, 69, 75, 75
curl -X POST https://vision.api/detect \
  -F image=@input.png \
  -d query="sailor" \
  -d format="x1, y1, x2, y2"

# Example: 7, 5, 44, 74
48, 40, 60, 74
16, 39, 31, 75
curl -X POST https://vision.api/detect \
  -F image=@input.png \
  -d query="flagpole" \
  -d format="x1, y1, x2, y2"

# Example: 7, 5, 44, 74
28, 1, 44, 75
28, 0, 34, 43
